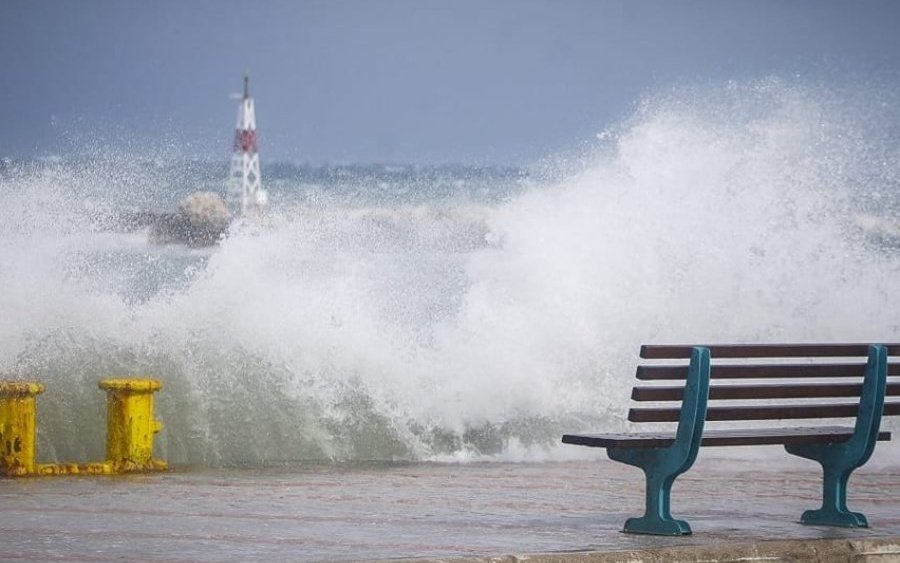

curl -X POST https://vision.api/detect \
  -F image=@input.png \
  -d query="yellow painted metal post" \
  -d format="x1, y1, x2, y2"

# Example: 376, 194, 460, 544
98, 378, 166, 472
0, 382, 45, 477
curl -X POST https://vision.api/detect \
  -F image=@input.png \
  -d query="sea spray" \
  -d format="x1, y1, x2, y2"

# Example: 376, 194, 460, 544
1, 79, 899, 465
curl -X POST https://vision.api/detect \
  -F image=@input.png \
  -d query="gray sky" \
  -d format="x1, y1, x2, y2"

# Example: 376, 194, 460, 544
2, 0, 900, 164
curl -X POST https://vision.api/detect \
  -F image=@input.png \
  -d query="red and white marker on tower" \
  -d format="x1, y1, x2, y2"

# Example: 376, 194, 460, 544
228, 73, 268, 216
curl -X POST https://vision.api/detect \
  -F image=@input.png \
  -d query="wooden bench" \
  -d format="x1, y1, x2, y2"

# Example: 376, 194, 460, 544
562, 343, 900, 536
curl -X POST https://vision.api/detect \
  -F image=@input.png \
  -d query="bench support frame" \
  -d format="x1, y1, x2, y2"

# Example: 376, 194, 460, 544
607, 347, 710, 536
784, 345, 888, 527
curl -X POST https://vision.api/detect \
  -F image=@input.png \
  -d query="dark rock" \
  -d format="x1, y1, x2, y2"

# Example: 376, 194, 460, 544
149, 192, 231, 247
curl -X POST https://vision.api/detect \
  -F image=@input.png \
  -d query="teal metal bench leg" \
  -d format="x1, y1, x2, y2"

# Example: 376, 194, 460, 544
610, 457, 690, 535
798, 462, 867, 527
607, 347, 710, 536
784, 344, 887, 528
637, 470, 691, 535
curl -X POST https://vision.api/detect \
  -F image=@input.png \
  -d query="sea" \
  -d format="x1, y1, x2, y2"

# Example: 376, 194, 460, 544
1, 79, 899, 470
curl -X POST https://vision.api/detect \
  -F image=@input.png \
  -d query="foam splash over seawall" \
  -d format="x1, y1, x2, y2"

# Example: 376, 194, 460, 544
1, 79, 899, 465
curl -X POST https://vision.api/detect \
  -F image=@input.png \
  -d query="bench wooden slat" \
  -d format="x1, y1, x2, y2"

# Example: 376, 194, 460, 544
640, 343, 900, 359
562, 426, 892, 449
629, 400, 900, 422
632, 382, 900, 401
637, 363, 900, 380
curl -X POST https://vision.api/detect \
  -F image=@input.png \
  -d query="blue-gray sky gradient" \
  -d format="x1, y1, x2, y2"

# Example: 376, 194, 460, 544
2, 0, 899, 164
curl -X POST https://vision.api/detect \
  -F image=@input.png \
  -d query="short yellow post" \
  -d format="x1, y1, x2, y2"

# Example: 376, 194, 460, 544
98, 378, 166, 472
0, 382, 45, 477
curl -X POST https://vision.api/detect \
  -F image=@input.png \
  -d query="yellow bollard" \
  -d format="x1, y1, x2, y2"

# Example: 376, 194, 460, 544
0, 382, 45, 477
98, 378, 166, 472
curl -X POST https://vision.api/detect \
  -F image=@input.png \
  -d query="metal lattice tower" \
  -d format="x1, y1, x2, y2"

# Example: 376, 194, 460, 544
228, 73, 268, 216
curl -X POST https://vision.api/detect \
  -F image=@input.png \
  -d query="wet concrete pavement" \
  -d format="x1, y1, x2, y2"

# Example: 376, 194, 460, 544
0, 449, 898, 562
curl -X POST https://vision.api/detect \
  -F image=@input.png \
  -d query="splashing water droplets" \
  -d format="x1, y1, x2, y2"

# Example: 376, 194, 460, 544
2, 80, 899, 464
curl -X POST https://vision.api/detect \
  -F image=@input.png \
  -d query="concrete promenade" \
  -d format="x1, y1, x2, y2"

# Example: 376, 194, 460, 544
0, 450, 898, 561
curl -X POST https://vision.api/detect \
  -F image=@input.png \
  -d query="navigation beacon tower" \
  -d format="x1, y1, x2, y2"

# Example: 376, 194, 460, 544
228, 73, 268, 216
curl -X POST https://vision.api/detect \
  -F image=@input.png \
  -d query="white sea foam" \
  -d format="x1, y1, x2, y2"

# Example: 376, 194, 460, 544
1, 79, 899, 465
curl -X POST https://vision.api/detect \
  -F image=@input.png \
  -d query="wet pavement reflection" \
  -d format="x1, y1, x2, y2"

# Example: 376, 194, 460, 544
0, 450, 898, 562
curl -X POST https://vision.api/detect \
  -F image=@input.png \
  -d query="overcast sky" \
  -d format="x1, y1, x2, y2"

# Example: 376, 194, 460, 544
2, 0, 899, 164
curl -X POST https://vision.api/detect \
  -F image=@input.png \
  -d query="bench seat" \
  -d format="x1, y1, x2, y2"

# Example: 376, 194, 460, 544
563, 426, 892, 449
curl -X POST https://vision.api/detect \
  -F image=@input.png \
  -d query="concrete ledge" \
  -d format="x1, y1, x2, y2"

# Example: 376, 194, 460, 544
397, 537, 900, 563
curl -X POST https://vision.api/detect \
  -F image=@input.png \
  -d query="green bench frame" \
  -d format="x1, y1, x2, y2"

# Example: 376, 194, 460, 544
562, 343, 899, 535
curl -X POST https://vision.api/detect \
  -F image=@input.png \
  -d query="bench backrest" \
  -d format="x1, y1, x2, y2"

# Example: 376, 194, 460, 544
630, 344, 900, 434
